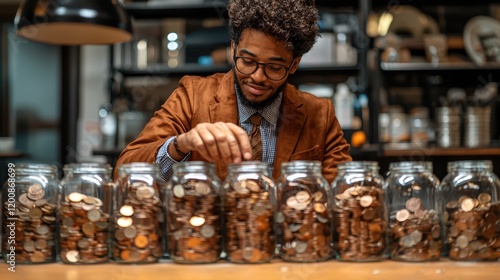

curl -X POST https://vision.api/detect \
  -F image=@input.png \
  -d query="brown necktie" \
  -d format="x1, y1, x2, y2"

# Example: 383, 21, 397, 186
248, 114, 262, 161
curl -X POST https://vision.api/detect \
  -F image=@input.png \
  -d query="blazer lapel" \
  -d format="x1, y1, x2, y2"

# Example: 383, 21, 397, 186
273, 85, 307, 176
208, 72, 239, 179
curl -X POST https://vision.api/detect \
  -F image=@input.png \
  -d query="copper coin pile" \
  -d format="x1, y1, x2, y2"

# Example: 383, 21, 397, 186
277, 180, 332, 262
334, 185, 386, 261
113, 182, 164, 263
389, 197, 442, 261
445, 192, 500, 260
2, 183, 56, 263
58, 192, 110, 263
225, 179, 274, 263
168, 180, 221, 263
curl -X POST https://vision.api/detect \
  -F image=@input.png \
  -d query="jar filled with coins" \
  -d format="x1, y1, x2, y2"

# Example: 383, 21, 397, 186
58, 163, 113, 264
223, 161, 276, 263
1, 163, 59, 264
386, 161, 441, 261
112, 163, 166, 263
276, 160, 332, 262
331, 161, 387, 262
439, 160, 500, 261
166, 161, 222, 263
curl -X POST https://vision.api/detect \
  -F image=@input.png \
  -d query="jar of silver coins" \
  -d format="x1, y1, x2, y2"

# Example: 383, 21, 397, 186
166, 161, 222, 264
1, 164, 59, 264
439, 160, 500, 261
386, 161, 441, 261
58, 163, 113, 264
276, 160, 332, 262
331, 161, 387, 262
112, 163, 166, 263
223, 161, 276, 263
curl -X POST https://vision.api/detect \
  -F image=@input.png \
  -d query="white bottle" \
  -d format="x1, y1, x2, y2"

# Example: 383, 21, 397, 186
334, 83, 354, 129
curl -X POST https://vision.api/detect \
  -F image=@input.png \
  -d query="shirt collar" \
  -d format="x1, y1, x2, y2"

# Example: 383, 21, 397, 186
235, 83, 282, 125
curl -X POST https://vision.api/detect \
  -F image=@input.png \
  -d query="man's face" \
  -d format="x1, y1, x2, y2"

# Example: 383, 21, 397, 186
231, 29, 301, 105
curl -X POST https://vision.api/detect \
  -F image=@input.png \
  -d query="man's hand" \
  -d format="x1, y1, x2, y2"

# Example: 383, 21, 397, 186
174, 122, 252, 163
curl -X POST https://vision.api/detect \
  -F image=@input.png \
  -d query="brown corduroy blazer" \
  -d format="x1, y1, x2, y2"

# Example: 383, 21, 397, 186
115, 71, 352, 183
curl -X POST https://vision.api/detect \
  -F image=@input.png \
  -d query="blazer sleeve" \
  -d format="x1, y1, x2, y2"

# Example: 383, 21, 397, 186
114, 76, 195, 177
322, 99, 352, 184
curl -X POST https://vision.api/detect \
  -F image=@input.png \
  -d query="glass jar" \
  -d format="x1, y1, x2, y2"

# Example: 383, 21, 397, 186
276, 160, 332, 262
386, 161, 441, 261
223, 161, 276, 263
58, 163, 113, 264
331, 161, 387, 262
439, 160, 500, 261
166, 161, 222, 263
112, 163, 165, 263
1, 163, 59, 264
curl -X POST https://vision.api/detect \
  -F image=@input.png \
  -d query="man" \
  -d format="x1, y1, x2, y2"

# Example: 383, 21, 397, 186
115, 0, 352, 183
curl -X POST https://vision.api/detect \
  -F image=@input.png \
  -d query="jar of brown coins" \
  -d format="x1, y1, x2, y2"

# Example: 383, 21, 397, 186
58, 163, 113, 264
1, 164, 59, 264
223, 161, 276, 263
166, 161, 222, 263
331, 161, 387, 262
438, 160, 500, 261
112, 162, 166, 263
386, 161, 442, 261
275, 160, 332, 262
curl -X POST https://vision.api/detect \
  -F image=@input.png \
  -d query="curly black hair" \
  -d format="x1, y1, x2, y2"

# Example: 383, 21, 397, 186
227, 0, 320, 58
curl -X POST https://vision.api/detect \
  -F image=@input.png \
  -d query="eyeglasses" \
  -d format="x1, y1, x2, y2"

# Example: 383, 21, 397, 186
233, 56, 294, 81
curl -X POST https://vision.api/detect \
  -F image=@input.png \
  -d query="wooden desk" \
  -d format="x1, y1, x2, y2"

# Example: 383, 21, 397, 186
1, 259, 499, 280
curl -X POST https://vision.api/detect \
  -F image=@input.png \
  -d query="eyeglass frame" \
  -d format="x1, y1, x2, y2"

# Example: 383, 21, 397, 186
232, 45, 296, 81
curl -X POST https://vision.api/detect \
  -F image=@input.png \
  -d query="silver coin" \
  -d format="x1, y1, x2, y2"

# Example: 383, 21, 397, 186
123, 225, 138, 239
195, 182, 211, 196
200, 224, 215, 238
173, 184, 185, 198
294, 241, 308, 253
275, 212, 285, 223
66, 250, 79, 263
87, 209, 102, 222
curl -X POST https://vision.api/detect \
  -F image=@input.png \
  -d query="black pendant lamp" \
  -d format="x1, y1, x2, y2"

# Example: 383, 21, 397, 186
14, 0, 133, 45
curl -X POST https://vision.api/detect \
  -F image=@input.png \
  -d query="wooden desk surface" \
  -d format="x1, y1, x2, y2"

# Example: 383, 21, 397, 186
1, 259, 499, 280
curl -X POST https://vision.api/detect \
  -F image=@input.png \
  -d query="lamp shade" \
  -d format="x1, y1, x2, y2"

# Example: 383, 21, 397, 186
14, 0, 133, 45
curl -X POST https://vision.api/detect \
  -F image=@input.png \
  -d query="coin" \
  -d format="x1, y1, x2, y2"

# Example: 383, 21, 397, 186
245, 180, 261, 193
253, 202, 267, 216
195, 182, 211, 196
200, 224, 215, 238
66, 250, 79, 262
275, 212, 285, 223
478, 193, 491, 204
36, 224, 49, 235
137, 185, 155, 199
119, 205, 135, 217
294, 241, 308, 253
286, 196, 298, 208
313, 191, 323, 202
35, 239, 47, 250
173, 184, 185, 198
78, 239, 90, 249
396, 209, 410, 222
62, 217, 74, 227
296, 191, 311, 203
313, 203, 326, 213
359, 195, 373, 207
134, 235, 149, 248
83, 196, 96, 205
460, 198, 475, 212
117, 217, 133, 228
34, 198, 47, 207
410, 229, 423, 243
30, 251, 45, 263
115, 229, 126, 241
405, 197, 422, 212
87, 209, 102, 222
456, 234, 469, 249
18, 193, 32, 207
68, 192, 84, 202
82, 222, 96, 235
23, 240, 35, 252
29, 207, 42, 219
28, 183, 43, 194
123, 225, 138, 239
190, 216, 205, 227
